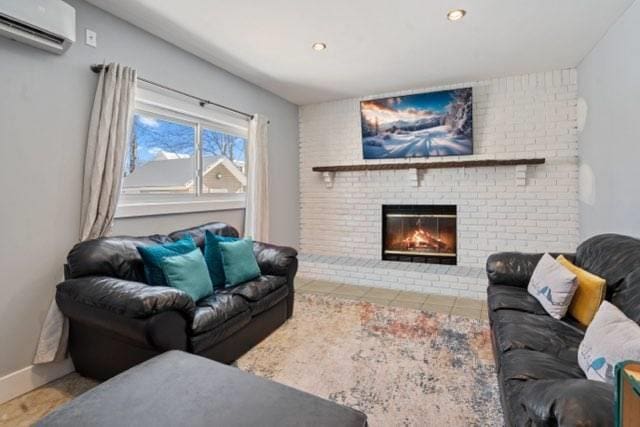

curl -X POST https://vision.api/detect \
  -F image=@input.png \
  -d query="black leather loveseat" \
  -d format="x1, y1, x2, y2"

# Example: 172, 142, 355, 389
56, 222, 298, 380
486, 234, 640, 426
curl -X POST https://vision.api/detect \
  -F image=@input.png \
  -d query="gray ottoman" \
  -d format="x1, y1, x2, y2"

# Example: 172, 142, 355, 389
37, 351, 367, 427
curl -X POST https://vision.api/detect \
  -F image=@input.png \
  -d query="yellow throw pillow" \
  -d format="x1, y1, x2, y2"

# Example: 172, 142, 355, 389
556, 255, 606, 327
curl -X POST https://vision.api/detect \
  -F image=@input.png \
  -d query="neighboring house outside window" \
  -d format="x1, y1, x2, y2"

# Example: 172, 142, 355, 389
116, 86, 249, 218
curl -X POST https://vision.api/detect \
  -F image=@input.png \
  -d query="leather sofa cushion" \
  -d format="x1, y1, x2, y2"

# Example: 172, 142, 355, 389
190, 310, 252, 353
519, 379, 614, 427
497, 351, 586, 425
491, 310, 583, 363
499, 375, 614, 427
192, 294, 249, 335
501, 349, 585, 382
169, 222, 239, 249
576, 233, 640, 295
67, 235, 171, 281
224, 275, 287, 302
244, 285, 289, 316
487, 285, 547, 317
220, 275, 289, 316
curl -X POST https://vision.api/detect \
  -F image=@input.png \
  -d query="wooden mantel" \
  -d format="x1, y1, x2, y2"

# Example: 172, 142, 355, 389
312, 157, 545, 188
312, 158, 545, 172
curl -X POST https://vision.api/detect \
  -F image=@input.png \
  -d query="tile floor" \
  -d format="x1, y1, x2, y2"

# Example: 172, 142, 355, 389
295, 277, 488, 320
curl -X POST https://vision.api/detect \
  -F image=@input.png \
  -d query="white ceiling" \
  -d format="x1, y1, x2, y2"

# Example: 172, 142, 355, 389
87, 0, 635, 105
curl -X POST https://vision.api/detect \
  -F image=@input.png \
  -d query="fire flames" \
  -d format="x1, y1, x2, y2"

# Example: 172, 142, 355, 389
402, 227, 448, 252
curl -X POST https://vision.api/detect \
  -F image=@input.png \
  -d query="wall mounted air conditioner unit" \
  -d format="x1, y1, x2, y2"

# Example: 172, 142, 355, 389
0, 0, 76, 54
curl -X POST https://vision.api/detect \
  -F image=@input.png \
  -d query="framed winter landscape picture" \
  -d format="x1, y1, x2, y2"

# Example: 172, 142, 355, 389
360, 88, 473, 159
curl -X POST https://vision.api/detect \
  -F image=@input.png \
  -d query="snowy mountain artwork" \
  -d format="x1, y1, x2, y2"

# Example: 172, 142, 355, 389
361, 88, 473, 159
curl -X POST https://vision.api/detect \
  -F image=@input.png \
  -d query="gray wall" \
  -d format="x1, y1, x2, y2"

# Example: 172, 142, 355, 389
112, 210, 244, 237
0, 0, 299, 377
578, 0, 640, 239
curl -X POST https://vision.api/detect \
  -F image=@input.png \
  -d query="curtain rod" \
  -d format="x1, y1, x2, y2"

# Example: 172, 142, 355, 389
90, 64, 255, 121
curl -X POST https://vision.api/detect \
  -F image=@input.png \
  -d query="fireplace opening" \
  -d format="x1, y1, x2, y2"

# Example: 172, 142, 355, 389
382, 205, 457, 265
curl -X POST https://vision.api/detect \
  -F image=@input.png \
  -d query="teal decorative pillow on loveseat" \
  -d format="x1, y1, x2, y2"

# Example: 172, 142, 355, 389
218, 238, 261, 286
159, 248, 213, 301
137, 237, 196, 287
203, 231, 239, 288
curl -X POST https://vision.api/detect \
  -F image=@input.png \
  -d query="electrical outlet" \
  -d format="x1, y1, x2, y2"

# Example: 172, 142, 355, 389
85, 29, 97, 48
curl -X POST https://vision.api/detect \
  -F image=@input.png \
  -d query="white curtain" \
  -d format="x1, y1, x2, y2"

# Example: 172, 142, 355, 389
244, 115, 270, 242
34, 63, 137, 364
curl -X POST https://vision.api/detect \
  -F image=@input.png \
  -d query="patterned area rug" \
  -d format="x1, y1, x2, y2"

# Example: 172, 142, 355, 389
238, 294, 502, 426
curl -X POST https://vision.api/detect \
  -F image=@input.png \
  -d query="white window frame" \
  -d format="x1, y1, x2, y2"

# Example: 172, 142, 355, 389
115, 84, 249, 219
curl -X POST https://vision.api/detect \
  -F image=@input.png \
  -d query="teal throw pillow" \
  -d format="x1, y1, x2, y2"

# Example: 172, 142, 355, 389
204, 231, 239, 288
159, 248, 213, 301
218, 238, 261, 287
137, 237, 196, 287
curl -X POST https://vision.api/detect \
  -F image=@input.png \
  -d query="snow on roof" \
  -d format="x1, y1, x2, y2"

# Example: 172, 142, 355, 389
152, 150, 191, 160
123, 156, 245, 188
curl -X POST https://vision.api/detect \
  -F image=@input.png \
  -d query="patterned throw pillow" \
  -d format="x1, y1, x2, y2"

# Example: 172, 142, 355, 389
527, 253, 577, 319
578, 301, 640, 383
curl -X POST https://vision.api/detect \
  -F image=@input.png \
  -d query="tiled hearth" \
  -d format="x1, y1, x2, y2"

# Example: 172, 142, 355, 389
298, 254, 485, 299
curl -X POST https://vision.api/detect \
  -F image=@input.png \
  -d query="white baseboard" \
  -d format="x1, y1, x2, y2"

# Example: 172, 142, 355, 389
0, 359, 74, 404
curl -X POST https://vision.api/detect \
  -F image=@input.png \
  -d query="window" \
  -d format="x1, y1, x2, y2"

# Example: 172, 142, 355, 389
124, 114, 196, 194
116, 87, 249, 218
201, 128, 247, 194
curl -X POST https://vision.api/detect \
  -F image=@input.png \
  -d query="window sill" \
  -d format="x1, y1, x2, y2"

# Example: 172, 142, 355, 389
115, 198, 246, 219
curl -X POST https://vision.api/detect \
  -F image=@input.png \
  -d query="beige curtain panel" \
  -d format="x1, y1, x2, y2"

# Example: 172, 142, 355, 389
34, 63, 137, 364
244, 115, 270, 242
80, 63, 137, 240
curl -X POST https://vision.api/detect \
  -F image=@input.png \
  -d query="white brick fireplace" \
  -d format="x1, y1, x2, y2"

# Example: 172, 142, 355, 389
298, 69, 579, 299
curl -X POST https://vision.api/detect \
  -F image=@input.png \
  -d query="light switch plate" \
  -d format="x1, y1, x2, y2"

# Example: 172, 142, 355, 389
85, 29, 97, 48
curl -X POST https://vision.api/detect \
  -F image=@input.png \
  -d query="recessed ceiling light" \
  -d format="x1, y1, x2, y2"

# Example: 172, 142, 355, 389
312, 42, 327, 51
447, 9, 466, 21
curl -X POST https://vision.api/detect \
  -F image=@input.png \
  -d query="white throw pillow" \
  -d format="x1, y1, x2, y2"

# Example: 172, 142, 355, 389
578, 301, 640, 383
527, 253, 577, 319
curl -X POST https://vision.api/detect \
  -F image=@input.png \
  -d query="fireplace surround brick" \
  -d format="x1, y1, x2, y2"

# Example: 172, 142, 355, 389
298, 69, 579, 298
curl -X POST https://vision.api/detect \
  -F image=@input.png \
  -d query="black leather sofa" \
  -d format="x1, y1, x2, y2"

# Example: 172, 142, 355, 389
56, 222, 298, 380
486, 234, 640, 426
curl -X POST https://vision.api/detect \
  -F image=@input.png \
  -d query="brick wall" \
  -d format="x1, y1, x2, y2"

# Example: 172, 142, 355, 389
298, 69, 579, 297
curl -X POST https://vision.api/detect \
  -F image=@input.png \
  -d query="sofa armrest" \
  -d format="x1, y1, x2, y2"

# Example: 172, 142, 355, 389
520, 379, 614, 427
253, 241, 298, 319
56, 276, 196, 320
253, 241, 298, 277
486, 252, 575, 288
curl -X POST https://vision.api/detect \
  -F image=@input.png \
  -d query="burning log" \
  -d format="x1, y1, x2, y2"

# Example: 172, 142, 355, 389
402, 228, 448, 251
